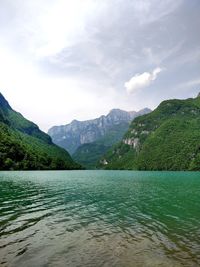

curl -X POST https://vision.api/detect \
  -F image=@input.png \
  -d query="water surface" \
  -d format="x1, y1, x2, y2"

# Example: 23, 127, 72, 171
0, 170, 200, 267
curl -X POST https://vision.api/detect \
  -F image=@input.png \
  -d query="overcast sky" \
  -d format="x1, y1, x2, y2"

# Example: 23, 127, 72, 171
0, 0, 200, 131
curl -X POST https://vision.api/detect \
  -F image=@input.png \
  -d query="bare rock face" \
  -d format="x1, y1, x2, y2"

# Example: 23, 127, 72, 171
48, 108, 151, 154
123, 137, 140, 150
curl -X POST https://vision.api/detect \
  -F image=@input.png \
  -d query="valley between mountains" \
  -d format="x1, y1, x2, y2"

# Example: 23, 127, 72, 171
48, 94, 200, 171
1, 91, 200, 171
48, 108, 151, 168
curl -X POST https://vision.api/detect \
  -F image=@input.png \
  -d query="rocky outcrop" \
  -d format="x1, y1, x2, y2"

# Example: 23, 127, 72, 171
123, 137, 140, 150
100, 94, 200, 171
48, 108, 151, 154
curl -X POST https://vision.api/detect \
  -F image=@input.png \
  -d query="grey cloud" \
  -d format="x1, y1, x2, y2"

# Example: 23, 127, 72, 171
0, 0, 200, 130
37, 0, 200, 104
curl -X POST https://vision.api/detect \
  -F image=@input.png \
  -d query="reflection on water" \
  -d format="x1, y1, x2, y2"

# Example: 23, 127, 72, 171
0, 170, 200, 267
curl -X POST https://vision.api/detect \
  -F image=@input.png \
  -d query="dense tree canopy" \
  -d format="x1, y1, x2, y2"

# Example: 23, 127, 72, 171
0, 93, 81, 170
100, 96, 200, 171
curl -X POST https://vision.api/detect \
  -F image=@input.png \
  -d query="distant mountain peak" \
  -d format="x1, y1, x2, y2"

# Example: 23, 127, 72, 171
109, 108, 128, 113
48, 107, 151, 155
0, 92, 12, 110
140, 107, 152, 112
101, 95, 200, 171
71, 119, 80, 124
109, 108, 134, 113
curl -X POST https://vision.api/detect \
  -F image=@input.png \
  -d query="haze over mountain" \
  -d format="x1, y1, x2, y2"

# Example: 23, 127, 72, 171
100, 94, 200, 171
48, 108, 151, 154
0, 93, 80, 170
0, 2, 200, 266
0, 1, 199, 131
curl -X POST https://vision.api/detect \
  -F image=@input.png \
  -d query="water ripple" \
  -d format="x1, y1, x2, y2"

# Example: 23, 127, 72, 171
0, 170, 200, 267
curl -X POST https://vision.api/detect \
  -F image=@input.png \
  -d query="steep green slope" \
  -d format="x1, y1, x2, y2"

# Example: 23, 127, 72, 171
72, 121, 130, 169
73, 143, 109, 169
0, 93, 81, 170
100, 96, 200, 170
48, 108, 151, 155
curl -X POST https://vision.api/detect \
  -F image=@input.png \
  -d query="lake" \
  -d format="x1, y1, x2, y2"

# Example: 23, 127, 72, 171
0, 170, 200, 267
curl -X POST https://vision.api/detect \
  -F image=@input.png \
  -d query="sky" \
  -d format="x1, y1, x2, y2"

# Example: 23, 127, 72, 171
0, 0, 200, 131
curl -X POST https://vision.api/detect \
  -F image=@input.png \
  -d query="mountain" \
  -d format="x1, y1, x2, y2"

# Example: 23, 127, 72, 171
72, 121, 130, 169
48, 108, 151, 154
0, 93, 81, 170
72, 143, 109, 169
48, 108, 151, 169
99, 95, 200, 171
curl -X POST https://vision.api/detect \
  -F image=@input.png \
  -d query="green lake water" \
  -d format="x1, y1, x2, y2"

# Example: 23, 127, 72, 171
0, 170, 200, 267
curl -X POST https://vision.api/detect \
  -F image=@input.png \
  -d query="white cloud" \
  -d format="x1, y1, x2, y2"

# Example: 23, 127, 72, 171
25, 0, 105, 58
0, 44, 118, 132
0, 0, 103, 58
0, 0, 199, 131
125, 67, 162, 94
34, 0, 94, 57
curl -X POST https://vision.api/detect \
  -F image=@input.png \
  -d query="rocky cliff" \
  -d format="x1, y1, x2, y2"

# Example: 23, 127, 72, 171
100, 94, 200, 171
48, 108, 151, 155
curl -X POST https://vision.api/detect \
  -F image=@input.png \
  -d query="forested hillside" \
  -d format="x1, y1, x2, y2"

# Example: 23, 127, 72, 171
100, 95, 200, 171
0, 93, 81, 170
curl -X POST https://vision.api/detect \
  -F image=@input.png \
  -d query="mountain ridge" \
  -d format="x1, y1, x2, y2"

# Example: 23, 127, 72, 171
0, 92, 81, 170
0, 93, 12, 110
99, 95, 200, 171
48, 108, 151, 156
